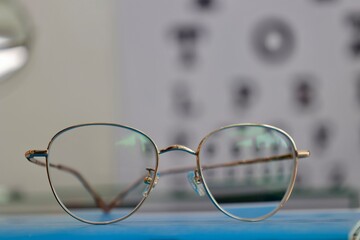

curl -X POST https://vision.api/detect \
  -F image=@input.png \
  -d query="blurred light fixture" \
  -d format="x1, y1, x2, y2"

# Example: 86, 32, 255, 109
0, 0, 31, 82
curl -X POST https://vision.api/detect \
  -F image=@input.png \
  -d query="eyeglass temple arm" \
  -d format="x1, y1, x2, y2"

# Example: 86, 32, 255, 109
24, 150, 110, 212
106, 149, 310, 212
202, 150, 310, 170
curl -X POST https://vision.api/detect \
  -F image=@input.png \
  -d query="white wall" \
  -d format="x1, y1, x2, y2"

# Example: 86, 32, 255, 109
0, 0, 118, 193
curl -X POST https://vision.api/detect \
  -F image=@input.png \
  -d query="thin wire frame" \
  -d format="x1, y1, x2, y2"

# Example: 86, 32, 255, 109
46, 123, 160, 225
196, 123, 299, 222
25, 122, 309, 225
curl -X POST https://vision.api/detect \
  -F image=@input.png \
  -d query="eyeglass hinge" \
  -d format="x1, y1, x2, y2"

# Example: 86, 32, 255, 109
25, 149, 48, 159
296, 150, 310, 159
25, 150, 48, 166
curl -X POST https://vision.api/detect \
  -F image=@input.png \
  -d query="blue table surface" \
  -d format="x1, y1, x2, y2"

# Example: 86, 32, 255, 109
1, 209, 360, 240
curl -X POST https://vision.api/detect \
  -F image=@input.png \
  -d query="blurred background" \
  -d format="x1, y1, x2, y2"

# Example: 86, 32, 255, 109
0, 0, 360, 214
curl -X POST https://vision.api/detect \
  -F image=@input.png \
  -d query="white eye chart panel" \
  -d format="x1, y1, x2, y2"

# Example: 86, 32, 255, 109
116, 0, 360, 208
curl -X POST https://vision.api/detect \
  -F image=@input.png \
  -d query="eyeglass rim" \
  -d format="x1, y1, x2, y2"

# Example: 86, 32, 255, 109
196, 123, 299, 222
45, 122, 160, 225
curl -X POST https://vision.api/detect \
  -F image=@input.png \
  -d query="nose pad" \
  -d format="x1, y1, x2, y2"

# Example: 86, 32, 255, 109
143, 168, 160, 197
187, 169, 205, 197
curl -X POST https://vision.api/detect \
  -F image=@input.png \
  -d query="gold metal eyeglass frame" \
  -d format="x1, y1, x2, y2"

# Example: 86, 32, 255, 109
25, 123, 310, 225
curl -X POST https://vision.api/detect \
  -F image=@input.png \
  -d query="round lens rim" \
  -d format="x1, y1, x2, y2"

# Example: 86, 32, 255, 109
196, 123, 298, 222
45, 123, 160, 225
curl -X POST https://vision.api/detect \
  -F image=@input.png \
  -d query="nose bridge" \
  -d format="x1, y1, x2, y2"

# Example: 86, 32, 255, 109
159, 144, 196, 155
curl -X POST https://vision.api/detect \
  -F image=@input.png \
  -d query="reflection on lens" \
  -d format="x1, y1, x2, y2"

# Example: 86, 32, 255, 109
199, 125, 296, 220
47, 124, 158, 224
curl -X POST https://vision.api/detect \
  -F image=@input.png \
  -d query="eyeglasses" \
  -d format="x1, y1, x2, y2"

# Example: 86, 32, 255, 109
25, 123, 309, 225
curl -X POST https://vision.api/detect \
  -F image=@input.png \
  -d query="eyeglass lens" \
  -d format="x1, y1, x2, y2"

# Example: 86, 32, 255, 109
47, 124, 158, 223
198, 125, 296, 220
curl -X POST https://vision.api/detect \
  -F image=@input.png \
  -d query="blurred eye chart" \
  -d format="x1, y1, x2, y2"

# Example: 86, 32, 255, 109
116, 0, 360, 207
